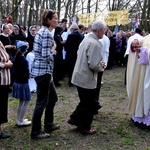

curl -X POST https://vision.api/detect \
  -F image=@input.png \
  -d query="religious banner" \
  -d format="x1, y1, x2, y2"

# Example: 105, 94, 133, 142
77, 9, 128, 27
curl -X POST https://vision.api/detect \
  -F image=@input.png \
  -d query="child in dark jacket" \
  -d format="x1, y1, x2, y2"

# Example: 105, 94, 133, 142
12, 40, 31, 126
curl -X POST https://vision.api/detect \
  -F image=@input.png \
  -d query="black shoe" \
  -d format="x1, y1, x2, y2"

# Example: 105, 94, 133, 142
67, 118, 79, 126
31, 131, 50, 139
44, 124, 60, 133
0, 132, 10, 139
68, 83, 74, 87
93, 102, 102, 115
55, 82, 61, 87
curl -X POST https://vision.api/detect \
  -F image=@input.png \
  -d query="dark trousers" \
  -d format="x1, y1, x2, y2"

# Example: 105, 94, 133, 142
31, 74, 58, 136
95, 72, 103, 102
70, 86, 98, 130
0, 85, 9, 124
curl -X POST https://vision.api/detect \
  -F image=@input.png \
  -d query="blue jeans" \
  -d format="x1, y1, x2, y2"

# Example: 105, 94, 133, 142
31, 74, 58, 136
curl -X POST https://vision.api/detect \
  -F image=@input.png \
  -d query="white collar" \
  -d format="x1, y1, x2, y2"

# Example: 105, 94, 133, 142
1, 33, 9, 37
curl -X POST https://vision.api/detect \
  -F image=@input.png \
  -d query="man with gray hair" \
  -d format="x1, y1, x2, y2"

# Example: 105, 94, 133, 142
67, 20, 106, 135
64, 23, 84, 86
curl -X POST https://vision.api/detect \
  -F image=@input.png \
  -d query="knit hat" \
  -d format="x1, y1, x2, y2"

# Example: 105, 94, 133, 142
16, 40, 27, 53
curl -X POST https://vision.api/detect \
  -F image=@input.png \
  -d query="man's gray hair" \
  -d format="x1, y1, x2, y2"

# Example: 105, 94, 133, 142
92, 20, 106, 32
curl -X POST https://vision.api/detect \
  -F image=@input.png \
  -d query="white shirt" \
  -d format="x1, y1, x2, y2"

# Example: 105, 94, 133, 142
99, 35, 110, 67
61, 29, 71, 59
50, 29, 55, 37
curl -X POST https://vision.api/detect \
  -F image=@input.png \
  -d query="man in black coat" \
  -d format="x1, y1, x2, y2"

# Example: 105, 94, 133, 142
64, 24, 84, 86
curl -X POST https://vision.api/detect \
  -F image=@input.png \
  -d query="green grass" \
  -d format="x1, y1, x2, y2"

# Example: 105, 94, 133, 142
1, 66, 150, 150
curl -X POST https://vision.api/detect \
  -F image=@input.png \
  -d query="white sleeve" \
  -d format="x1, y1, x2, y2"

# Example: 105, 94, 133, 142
100, 36, 110, 67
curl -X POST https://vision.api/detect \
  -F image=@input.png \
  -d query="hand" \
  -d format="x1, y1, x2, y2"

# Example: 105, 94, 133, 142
5, 45, 16, 49
101, 61, 106, 68
61, 40, 66, 44
26, 42, 29, 49
52, 41, 57, 50
4, 60, 13, 68
51, 49, 57, 55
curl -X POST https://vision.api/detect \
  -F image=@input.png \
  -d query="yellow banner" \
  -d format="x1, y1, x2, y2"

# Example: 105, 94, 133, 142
77, 10, 128, 26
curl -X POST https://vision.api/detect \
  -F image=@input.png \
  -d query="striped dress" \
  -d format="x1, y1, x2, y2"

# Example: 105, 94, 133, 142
0, 41, 11, 85
0, 41, 11, 124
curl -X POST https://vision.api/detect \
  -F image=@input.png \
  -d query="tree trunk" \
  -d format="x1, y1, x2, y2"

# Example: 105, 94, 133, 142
64, 0, 71, 18
147, 0, 150, 31
57, 0, 61, 19
141, 0, 147, 30
12, 0, 18, 23
28, 0, 34, 26
72, 0, 78, 15
95, 0, 98, 12
23, 0, 29, 26
35, 0, 40, 24
87, 0, 91, 13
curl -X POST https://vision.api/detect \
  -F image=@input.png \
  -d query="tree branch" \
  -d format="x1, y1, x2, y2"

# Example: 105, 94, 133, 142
9, 0, 23, 15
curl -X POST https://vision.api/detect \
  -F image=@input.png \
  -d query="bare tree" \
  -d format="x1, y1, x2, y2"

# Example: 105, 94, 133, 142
72, 0, 78, 15
87, 0, 91, 13
1, 0, 149, 31
57, 0, 61, 19
11, 0, 23, 23
139, 0, 149, 31
62, 0, 72, 18
28, 0, 34, 26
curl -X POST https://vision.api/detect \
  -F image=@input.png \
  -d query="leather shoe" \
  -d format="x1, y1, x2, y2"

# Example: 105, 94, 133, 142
67, 118, 79, 126
0, 132, 10, 139
44, 124, 60, 132
78, 128, 97, 135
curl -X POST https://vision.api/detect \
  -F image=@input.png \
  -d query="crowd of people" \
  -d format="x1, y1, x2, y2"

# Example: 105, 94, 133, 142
0, 8, 150, 140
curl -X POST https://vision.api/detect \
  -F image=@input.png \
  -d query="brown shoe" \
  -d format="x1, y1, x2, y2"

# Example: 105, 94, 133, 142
79, 128, 97, 135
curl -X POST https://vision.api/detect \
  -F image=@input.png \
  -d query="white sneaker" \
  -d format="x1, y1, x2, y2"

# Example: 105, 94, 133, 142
16, 120, 31, 127
16, 119, 28, 124
23, 119, 28, 122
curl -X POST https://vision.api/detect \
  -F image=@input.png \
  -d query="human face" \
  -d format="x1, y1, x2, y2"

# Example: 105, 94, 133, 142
13, 27, 19, 35
116, 33, 121, 39
48, 13, 58, 30
36, 26, 40, 32
98, 28, 105, 39
3, 25, 10, 35
79, 28, 84, 34
8, 24, 13, 30
30, 27, 36, 36
62, 22, 67, 28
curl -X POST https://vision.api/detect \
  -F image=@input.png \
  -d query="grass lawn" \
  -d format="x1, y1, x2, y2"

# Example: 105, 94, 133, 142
1, 66, 150, 150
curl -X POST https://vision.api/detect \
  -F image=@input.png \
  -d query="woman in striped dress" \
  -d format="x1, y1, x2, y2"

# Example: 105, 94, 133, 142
0, 41, 13, 139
